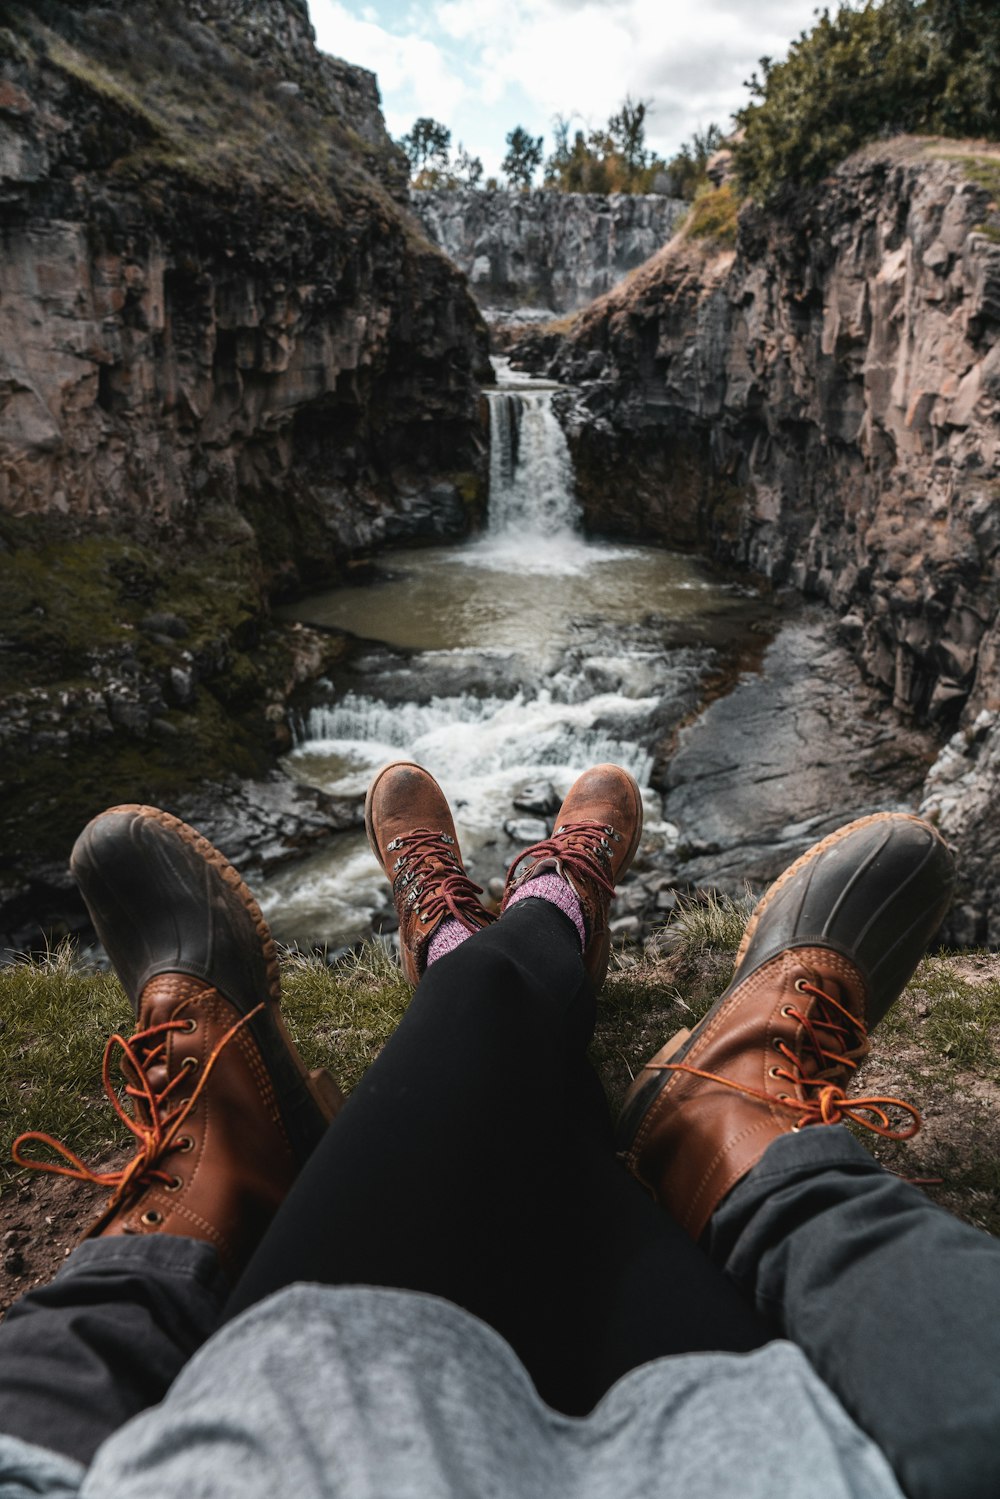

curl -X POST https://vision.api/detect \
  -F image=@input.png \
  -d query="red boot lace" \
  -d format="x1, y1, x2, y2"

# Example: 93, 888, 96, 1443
388, 829, 493, 929
11, 997, 263, 1207
667, 979, 921, 1140
507, 820, 619, 897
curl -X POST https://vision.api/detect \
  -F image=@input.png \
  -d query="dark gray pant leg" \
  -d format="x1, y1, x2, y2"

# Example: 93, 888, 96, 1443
0, 1235, 227, 1466
709, 1126, 1000, 1499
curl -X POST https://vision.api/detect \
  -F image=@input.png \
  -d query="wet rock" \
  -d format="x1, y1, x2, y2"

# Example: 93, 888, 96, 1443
921, 710, 1000, 945
513, 781, 560, 816
503, 817, 549, 844
140, 614, 190, 640
662, 609, 935, 894
512, 147, 1000, 933
171, 773, 364, 881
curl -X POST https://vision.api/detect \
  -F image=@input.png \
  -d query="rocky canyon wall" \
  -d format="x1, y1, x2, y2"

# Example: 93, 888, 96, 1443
0, 0, 490, 939
412, 188, 686, 313
513, 141, 1000, 941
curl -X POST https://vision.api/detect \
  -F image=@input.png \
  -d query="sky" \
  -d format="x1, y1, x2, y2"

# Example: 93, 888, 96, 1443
307, 0, 826, 180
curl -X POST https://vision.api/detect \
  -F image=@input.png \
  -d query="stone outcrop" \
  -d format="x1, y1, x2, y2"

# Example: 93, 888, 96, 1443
0, 0, 490, 943
511, 141, 1000, 940
412, 188, 685, 313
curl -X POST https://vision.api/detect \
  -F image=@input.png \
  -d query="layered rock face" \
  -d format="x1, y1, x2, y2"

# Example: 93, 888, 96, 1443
0, 0, 490, 938
513, 144, 1000, 940
412, 188, 685, 313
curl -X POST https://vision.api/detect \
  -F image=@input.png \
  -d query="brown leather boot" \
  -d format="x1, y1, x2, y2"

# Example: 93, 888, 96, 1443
14, 806, 342, 1280
617, 813, 955, 1242
502, 763, 644, 988
365, 761, 495, 986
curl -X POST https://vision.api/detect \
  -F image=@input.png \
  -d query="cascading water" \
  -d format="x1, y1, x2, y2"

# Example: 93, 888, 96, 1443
486, 362, 579, 539
254, 360, 765, 947
465, 358, 606, 574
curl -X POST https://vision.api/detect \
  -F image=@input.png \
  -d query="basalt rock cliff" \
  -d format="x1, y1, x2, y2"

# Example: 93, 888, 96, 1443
512, 141, 1000, 941
0, 0, 489, 942
412, 187, 685, 315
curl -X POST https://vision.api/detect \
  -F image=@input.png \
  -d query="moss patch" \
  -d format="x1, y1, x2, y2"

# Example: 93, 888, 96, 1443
683, 182, 740, 248
0, 514, 284, 887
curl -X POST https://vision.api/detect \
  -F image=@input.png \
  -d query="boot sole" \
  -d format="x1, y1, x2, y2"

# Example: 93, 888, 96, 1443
617, 810, 944, 1154
89, 805, 342, 1143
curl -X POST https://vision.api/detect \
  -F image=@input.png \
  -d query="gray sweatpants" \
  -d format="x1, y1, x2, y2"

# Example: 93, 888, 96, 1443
2, 1127, 999, 1499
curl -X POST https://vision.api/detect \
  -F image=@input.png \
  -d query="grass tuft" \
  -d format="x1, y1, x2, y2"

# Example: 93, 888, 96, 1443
682, 181, 740, 248
5, 939, 1000, 1240
656, 885, 757, 958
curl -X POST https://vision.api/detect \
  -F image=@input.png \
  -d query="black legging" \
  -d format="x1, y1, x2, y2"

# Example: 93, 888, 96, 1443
226, 897, 771, 1413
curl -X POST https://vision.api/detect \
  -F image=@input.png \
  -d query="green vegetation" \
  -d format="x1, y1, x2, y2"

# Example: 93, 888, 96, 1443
502, 126, 545, 191
683, 182, 740, 248
8, 0, 379, 219
5, 921, 1000, 1235
0, 513, 348, 895
400, 95, 672, 194
660, 124, 727, 202
398, 118, 484, 188
735, 0, 1000, 201
544, 97, 667, 194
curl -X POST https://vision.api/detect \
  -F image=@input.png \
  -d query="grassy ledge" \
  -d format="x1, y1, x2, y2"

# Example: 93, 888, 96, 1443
4, 896, 999, 1238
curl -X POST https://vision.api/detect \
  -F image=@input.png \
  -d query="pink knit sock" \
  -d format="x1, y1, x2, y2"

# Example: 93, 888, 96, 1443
505, 872, 586, 950
426, 917, 473, 966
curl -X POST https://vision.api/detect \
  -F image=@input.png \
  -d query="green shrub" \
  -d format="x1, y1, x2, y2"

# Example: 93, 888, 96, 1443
736, 0, 1000, 201
683, 182, 740, 247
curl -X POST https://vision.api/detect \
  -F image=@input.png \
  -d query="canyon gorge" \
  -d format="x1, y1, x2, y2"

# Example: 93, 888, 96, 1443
2, 0, 1000, 952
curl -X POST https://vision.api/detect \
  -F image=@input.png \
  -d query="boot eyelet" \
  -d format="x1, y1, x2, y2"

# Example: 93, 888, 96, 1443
790, 1124, 802, 1133
180, 1018, 197, 1033
140, 1209, 163, 1226
793, 978, 810, 993
164, 1176, 183, 1192
175, 1135, 195, 1153
768, 1066, 783, 1078
180, 1056, 199, 1072
781, 1005, 796, 1018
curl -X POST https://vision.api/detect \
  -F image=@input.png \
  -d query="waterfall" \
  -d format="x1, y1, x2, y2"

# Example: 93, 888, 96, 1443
484, 359, 580, 541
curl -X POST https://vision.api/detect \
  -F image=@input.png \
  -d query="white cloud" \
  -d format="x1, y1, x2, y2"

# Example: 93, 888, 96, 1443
310, 1, 468, 120
308, 0, 825, 174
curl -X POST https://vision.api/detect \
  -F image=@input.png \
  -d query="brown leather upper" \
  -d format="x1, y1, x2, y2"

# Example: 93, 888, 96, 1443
622, 947, 873, 1241
366, 762, 493, 985
92, 975, 310, 1278
503, 764, 643, 988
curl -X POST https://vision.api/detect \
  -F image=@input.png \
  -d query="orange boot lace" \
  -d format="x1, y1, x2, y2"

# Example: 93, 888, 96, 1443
12, 995, 263, 1208
667, 979, 921, 1140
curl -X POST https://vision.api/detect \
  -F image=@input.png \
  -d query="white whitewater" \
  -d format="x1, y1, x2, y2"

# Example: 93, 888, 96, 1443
254, 359, 743, 947
459, 358, 621, 576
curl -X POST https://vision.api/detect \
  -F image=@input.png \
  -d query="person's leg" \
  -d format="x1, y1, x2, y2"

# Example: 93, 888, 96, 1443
1, 804, 340, 1464
616, 812, 991, 1499
0, 1237, 226, 1465
229, 765, 771, 1412
708, 1126, 1000, 1499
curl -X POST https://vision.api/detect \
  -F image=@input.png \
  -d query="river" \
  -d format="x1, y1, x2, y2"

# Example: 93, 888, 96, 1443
256, 361, 930, 952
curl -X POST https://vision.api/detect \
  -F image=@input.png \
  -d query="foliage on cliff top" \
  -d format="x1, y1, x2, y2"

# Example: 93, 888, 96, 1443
681, 182, 740, 249
735, 0, 1000, 201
